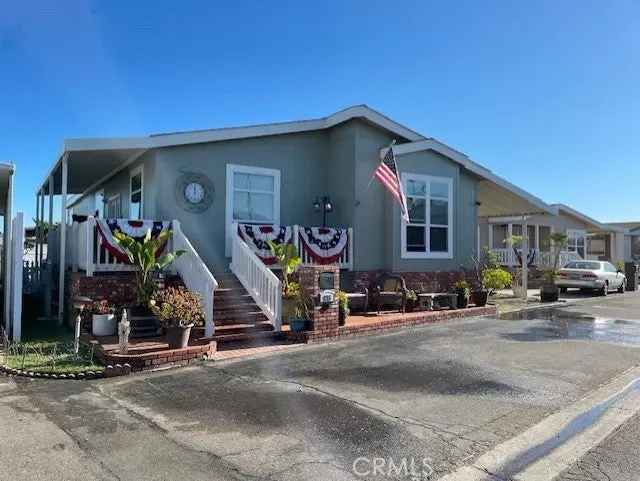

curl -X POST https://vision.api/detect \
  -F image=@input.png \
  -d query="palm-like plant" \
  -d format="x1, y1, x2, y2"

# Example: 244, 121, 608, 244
266, 240, 301, 295
113, 229, 185, 306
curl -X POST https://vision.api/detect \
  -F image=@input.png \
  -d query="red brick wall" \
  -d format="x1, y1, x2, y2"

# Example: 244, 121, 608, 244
67, 272, 138, 306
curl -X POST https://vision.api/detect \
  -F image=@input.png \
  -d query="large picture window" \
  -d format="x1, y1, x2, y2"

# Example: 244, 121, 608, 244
401, 173, 453, 259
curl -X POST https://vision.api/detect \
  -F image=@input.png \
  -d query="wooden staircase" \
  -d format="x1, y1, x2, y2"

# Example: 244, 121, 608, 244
212, 272, 278, 344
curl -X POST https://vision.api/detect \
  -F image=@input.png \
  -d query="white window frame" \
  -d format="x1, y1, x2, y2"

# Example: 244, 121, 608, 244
566, 229, 587, 258
106, 194, 122, 219
129, 166, 143, 219
225, 164, 281, 256
400, 173, 453, 259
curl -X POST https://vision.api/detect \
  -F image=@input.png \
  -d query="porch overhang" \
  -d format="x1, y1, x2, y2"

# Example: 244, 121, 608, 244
550, 203, 619, 233
0, 162, 15, 216
37, 141, 149, 198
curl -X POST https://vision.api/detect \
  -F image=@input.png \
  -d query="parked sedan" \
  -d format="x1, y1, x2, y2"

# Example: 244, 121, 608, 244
556, 260, 626, 296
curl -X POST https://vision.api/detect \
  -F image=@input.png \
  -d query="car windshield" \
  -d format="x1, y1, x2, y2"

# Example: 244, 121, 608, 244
564, 261, 602, 270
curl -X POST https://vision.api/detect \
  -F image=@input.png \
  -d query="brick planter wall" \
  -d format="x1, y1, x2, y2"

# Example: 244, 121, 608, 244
85, 337, 217, 372
67, 271, 138, 306
298, 265, 340, 336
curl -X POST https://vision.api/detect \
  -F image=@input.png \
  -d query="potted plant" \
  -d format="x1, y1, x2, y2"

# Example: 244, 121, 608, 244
113, 229, 185, 315
406, 289, 418, 312
482, 268, 513, 299
453, 280, 471, 308
90, 300, 116, 336
288, 285, 312, 332
267, 240, 302, 324
336, 290, 349, 325
149, 286, 204, 349
540, 232, 568, 303
469, 247, 499, 307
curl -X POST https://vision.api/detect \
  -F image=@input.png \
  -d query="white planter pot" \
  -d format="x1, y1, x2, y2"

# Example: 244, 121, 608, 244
92, 313, 116, 337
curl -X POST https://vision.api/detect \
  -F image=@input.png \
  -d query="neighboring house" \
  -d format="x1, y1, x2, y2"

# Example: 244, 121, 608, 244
27, 105, 619, 331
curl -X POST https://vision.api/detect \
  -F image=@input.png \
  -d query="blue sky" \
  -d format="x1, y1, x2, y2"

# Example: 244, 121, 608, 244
1, 1, 639, 225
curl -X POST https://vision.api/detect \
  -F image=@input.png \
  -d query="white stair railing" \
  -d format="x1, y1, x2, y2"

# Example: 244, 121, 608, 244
172, 221, 218, 337
230, 223, 282, 331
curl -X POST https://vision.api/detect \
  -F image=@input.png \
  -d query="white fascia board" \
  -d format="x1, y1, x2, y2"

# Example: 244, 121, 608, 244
149, 105, 424, 147
390, 139, 556, 216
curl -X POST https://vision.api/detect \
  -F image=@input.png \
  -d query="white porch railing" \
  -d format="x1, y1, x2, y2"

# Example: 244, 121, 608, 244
230, 231, 282, 331
171, 221, 218, 337
490, 248, 581, 268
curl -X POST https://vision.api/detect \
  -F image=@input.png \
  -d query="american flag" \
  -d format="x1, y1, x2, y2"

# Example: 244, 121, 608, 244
374, 145, 410, 222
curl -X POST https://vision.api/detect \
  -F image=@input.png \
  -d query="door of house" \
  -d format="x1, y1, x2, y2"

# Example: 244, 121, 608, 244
225, 164, 281, 256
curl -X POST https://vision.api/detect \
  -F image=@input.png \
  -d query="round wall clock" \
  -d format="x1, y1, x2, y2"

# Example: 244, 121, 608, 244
175, 172, 214, 213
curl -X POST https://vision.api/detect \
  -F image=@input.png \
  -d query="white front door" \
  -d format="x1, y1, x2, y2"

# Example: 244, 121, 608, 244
225, 164, 281, 256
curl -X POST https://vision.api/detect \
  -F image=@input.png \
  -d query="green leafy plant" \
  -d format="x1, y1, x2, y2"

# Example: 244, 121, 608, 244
267, 241, 301, 295
406, 289, 418, 302
291, 285, 313, 321
482, 268, 512, 295
540, 232, 569, 282
469, 247, 500, 289
615, 260, 625, 272
336, 290, 349, 311
149, 286, 204, 328
113, 229, 185, 306
453, 279, 470, 292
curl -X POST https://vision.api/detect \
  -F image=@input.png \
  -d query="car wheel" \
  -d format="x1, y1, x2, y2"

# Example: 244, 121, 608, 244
618, 279, 626, 293
600, 282, 608, 296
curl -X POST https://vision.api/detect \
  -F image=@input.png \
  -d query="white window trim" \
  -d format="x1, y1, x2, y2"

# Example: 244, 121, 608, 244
106, 193, 122, 219
225, 164, 281, 257
400, 173, 453, 259
129, 166, 143, 219
566, 229, 587, 257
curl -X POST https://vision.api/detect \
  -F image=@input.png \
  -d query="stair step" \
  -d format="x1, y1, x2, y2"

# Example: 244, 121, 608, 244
215, 299, 259, 310
215, 313, 269, 324
214, 322, 274, 336
212, 329, 280, 344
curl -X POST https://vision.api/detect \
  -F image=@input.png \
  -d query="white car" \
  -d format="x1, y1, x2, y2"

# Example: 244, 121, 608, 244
556, 260, 626, 296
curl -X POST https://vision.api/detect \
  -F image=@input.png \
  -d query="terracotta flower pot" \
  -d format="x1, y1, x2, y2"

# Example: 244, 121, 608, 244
165, 324, 194, 349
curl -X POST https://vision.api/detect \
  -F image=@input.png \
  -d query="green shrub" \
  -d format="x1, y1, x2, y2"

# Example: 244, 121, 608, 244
482, 268, 512, 294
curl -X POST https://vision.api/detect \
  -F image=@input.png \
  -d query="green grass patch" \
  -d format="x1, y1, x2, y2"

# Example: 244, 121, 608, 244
3, 316, 103, 374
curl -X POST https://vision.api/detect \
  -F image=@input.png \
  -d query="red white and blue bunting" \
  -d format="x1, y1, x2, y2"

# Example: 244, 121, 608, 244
237, 224, 292, 265
298, 227, 348, 264
95, 219, 171, 263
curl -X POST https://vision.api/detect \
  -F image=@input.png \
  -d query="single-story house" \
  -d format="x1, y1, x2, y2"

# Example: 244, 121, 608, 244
28, 105, 612, 333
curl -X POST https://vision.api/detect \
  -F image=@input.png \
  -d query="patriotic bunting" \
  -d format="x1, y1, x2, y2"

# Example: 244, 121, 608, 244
95, 219, 171, 263
237, 224, 292, 264
298, 227, 348, 264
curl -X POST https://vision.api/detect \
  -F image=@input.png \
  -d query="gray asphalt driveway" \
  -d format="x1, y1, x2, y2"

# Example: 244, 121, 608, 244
3, 293, 640, 481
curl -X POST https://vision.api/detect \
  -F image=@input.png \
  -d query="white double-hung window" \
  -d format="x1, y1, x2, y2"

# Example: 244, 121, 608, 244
225, 164, 281, 255
401, 173, 453, 259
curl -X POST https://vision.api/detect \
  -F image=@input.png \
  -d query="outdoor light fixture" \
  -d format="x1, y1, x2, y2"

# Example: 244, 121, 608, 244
313, 195, 333, 227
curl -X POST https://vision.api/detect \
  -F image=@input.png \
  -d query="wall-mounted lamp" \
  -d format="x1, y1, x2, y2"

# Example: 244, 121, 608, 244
313, 195, 333, 227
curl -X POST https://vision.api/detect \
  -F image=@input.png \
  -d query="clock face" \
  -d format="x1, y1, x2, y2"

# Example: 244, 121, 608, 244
184, 182, 205, 204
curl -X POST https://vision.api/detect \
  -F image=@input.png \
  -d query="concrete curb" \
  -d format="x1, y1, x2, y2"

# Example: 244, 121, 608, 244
438, 365, 640, 481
